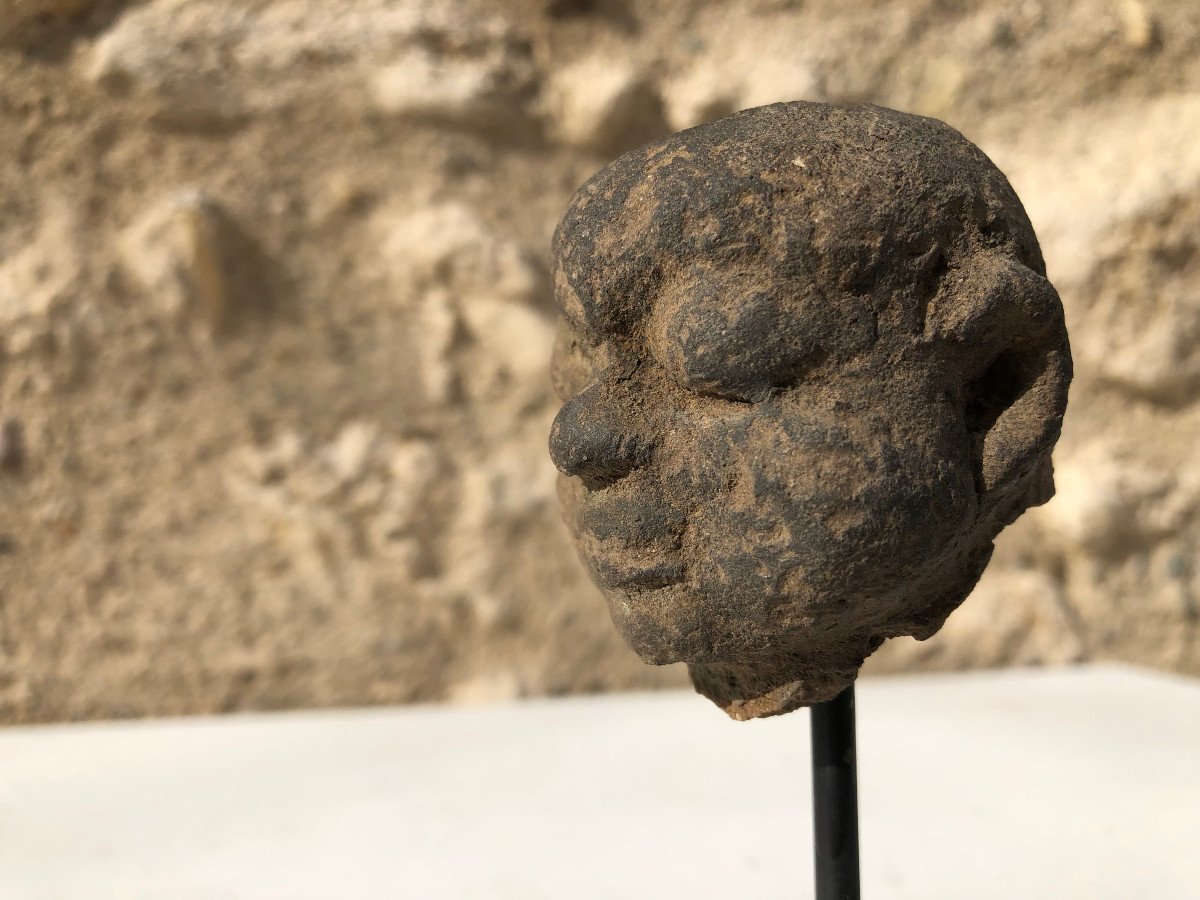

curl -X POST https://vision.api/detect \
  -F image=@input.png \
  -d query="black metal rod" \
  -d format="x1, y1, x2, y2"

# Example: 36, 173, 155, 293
810, 685, 861, 900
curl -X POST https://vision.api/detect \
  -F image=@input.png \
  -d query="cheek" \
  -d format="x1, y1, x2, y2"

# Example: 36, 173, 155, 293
675, 407, 977, 605
828, 441, 977, 587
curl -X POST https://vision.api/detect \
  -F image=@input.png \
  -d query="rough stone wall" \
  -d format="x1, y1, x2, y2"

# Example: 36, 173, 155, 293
0, 0, 1197, 722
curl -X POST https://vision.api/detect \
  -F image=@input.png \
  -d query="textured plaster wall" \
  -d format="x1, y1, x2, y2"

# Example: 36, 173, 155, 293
1, 0, 1197, 722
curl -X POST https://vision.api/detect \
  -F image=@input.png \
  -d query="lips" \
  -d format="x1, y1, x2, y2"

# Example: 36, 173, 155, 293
570, 489, 687, 591
577, 525, 686, 590
594, 556, 685, 590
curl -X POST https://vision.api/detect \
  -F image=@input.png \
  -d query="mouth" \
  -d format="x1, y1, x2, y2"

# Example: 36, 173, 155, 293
605, 558, 686, 591
578, 531, 687, 591
564, 479, 689, 590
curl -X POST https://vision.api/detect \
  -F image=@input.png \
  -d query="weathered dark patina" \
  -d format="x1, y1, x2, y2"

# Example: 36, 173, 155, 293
549, 102, 1071, 719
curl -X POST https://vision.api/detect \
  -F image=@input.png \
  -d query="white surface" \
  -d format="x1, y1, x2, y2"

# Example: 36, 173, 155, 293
1, 665, 1197, 900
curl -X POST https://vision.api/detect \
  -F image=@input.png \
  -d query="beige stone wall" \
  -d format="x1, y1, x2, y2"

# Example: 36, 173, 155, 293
1, 0, 1197, 723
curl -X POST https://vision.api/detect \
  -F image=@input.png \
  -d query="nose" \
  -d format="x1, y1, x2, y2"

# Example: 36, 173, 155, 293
549, 384, 652, 489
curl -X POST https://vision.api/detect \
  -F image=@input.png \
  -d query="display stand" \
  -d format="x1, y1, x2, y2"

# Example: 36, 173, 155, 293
810, 685, 861, 900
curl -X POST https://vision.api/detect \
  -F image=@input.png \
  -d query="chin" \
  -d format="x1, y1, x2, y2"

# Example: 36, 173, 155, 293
601, 581, 717, 666
603, 576, 792, 667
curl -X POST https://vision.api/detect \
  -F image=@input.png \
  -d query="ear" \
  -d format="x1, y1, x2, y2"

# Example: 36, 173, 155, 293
927, 252, 1072, 502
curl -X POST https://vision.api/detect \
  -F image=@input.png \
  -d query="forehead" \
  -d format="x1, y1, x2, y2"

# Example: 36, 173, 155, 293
552, 101, 1040, 352
554, 169, 812, 341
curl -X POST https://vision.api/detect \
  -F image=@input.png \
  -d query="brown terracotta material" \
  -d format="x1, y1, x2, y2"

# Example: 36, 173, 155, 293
548, 102, 1072, 719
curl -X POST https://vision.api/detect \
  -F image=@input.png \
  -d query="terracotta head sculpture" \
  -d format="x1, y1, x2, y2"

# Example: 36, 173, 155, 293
548, 102, 1071, 719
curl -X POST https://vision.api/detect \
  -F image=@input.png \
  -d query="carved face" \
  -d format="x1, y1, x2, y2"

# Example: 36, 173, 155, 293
548, 103, 1071, 718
